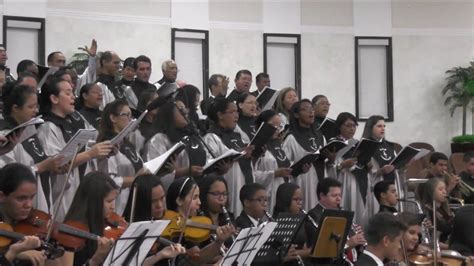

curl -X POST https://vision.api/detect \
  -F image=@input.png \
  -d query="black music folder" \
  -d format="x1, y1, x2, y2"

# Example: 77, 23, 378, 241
343, 138, 380, 167
389, 145, 420, 169
256, 87, 279, 111
249, 122, 277, 157
290, 152, 320, 176
318, 139, 347, 160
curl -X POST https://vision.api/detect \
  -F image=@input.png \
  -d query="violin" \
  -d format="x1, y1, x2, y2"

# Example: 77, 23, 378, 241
161, 210, 218, 243
104, 212, 128, 240
0, 222, 65, 259
14, 209, 103, 251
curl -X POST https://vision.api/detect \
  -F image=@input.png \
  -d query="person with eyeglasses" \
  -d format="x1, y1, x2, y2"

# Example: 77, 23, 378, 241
77, 83, 103, 129
235, 93, 258, 144
253, 110, 310, 213
204, 97, 257, 216
283, 99, 326, 211
235, 182, 269, 229
95, 100, 146, 215
312, 95, 337, 141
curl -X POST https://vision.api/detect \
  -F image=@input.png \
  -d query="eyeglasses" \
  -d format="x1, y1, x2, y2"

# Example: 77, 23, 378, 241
117, 112, 132, 118
250, 197, 268, 204
343, 123, 357, 128
207, 191, 229, 198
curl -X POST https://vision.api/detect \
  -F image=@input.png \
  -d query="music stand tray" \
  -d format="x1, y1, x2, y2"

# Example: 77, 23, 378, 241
311, 209, 354, 259
252, 213, 305, 265
221, 222, 277, 266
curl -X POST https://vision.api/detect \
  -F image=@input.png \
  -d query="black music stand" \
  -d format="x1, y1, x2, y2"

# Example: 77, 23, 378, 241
104, 220, 170, 266
221, 222, 277, 266
310, 209, 354, 260
252, 213, 305, 265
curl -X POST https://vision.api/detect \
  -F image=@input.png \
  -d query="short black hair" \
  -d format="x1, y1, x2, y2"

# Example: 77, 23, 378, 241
207, 97, 232, 123
373, 180, 395, 202
2, 84, 36, 116
335, 112, 358, 132
166, 177, 197, 212
239, 183, 265, 206
47, 51, 62, 64
235, 69, 252, 80
134, 55, 151, 70
123, 57, 135, 69
316, 177, 342, 200
255, 73, 269, 83
99, 51, 113, 67
311, 95, 327, 105
365, 213, 406, 245
16, 59, 36, 76
430, 152, 448, 165
208, 74, 224, 91
463, 151, 474, 163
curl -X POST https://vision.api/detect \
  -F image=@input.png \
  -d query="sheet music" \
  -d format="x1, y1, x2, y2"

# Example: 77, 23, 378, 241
221, 222, 277, 266
104, 220, 170, 266
37, 66, 57, 93
143, 141, 185, 174
413, 148, 430, 161
0, 117, 44, 147
263, 90, 280, 111
110, 110, 148, 145
335, 139, 358, 161
57, 129, 97, 166
203, 149, 243, 174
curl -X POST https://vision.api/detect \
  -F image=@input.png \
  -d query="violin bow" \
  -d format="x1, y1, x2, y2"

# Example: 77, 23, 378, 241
129, 182, 138, 223
171, 178, 198, 266
45, 145, 82, 243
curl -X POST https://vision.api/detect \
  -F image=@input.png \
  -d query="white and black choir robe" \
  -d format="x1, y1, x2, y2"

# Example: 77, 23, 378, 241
253, 138, 292, 212
283, 125, 325, 211
97, 139, 143, 216
204, 125, 262, 215
37, 111, 95, 221
335, 137, 379, 228
146, 129, 208, 190
0, 117, 51, 213
235, 114, 257, 144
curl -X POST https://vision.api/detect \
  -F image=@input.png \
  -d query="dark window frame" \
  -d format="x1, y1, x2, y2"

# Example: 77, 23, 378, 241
3, 16, 46, 65
171, 28, 210, 99
263, 33, 302, 98
354, 36, 393, 122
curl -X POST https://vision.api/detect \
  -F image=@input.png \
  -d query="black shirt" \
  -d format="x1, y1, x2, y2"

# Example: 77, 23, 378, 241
131, 79, 157, 100
78, 107, 102, 129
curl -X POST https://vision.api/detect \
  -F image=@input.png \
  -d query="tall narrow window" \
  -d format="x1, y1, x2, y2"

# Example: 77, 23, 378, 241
355, 37, 393, 121
171, 29, 209, 98
3, 16, 45, 71
264, 34, 301, 96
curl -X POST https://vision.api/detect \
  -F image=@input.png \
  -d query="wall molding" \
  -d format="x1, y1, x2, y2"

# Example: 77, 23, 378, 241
47, 8, 171, 26
209, 20, 262, 31
392, 27, 473, 37
301, 25, 354, 35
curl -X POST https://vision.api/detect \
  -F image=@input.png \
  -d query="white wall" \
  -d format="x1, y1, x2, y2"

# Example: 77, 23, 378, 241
1, 0, 473, 155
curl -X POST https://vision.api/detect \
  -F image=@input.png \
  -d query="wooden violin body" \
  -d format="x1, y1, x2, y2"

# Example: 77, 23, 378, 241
161, 210, 217, 243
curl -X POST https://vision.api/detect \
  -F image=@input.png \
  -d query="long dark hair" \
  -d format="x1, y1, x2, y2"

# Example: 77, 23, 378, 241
2, 84, 36, 117
97, 99, 129, 142
236, 92, 252, 116
207, 97, 233, 124
288, 99, 313, 132
166, 177, 197, 212
361, 115, 384, 139
38, 77, 66, 115
123, 174, 163, 222
64, 171, 119, 236
198, 176, 228, 215
153, 100, 187, 143
76, 83, 97, 110
273, 182, 300, 218
335, 112, 358, 136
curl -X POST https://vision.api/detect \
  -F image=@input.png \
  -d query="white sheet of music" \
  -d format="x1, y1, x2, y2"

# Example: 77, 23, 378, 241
104, 220, 170, 266
144, 141, 185, 174
110, 110, 148, 146
57, 129, 97, 166
221, 222, 277, 266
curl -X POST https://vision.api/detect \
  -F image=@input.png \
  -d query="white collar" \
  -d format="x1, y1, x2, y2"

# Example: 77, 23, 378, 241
363, 250, 384, 266
247, 214, 260, 227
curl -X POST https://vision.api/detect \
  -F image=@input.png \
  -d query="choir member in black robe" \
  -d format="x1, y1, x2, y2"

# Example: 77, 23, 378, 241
226, 69, 252, 103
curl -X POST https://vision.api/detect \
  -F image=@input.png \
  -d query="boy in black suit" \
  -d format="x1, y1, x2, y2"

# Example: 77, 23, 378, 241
355, 213, 406, 266
235, 183, 268, 229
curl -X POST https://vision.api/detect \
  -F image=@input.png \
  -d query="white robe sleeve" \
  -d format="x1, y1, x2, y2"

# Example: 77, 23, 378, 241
75, 56, 97, 96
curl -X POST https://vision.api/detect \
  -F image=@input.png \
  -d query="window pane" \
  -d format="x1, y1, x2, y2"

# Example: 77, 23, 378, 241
267, 42, 295, 90
357, 45, 388, 119
174, 38, 204, 95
